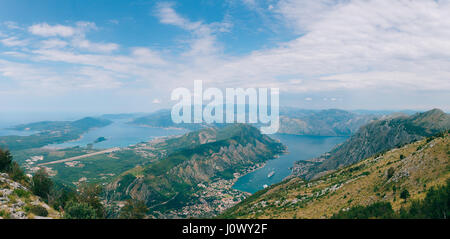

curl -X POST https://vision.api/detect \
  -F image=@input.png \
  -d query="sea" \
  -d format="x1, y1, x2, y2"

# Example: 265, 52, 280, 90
232, 134, 347, 193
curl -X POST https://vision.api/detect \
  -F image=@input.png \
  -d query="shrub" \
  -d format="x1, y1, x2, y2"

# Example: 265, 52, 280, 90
31, 168, 53, 200
332, 202, 394, 219
28, 205, 49, 217
0, 209, 11, 219
64, 201, 98, 219
400, 180, 449, 219
76, 183, 105, 218
400, 189, 410, 202
119, 199, 149, 219
48, 184, 78, 210
13, 188, 31, 199
9, 162, 28, 181
387, 167, 395, 179
0, 149, 13, 172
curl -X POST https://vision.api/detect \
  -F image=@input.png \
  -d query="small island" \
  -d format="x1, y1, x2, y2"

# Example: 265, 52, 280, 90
93, 137, 107, 144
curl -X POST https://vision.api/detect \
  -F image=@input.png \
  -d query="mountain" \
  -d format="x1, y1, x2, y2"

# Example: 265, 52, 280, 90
0, 117, 112, 151
129, 109, 206, 131
0, 173, 60, 219
220, 131, 449, 218
105, 124, 285, 218
131, 108, 377, 136
100, 113, 146, 120
70, 117, 112, 130
294, 109, 450, 179
278, 109, 377, 136
12, 117, 111, 132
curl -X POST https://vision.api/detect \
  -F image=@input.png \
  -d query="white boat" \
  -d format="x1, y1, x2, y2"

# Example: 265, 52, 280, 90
263, 184, 268, 189
267, 171, 275, 178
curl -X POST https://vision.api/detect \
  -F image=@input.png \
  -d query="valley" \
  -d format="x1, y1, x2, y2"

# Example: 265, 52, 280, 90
0, 108, 448, 219
221, 130, 450, 218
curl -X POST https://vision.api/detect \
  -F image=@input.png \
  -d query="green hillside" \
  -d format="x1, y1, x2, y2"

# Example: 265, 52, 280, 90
296, 109, 450, 179
105, 124, 285, 218
220, 131, 449, 218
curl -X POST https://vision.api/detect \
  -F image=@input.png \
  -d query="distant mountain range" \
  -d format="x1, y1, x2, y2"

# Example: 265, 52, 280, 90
278, 109, 377, 136
293, 109, 450, 180
0, 117, 111, 151
129, 109, 207, 131
129, 108, 378, 136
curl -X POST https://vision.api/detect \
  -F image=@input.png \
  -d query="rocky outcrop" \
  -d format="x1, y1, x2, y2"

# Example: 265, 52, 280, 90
0, 173, 59, 219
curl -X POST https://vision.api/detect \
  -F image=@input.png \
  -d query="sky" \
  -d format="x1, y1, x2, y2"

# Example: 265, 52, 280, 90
0, 0, 449, 117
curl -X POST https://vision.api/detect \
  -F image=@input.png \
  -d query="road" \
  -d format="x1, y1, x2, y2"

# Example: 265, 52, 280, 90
37, 147, 121, 166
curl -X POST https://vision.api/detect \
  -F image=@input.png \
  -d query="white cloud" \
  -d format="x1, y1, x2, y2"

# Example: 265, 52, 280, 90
200, 0, 450, 94
2, 51, 27, 58
1, 0, 449, 111
274, 0, 345, 33
28, 23, 76, 37
155, 2, 194, 29
40, 39, 68, 49
3, 21, 22, 30
0, 59, 123, 93
155, 2, 231, 57
71, 38, 119, 53
0, 37, 28, 47
152, 98, 161, 104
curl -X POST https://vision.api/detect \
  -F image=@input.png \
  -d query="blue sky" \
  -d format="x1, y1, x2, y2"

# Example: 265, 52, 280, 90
0, 0, 449, 116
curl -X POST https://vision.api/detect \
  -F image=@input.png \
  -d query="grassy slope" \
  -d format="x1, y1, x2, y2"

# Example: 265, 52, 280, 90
221, 132, 449, 218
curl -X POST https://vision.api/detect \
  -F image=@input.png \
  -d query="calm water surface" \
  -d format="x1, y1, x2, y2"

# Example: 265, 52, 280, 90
49, 119, 188, 149
233, 134, 347, 193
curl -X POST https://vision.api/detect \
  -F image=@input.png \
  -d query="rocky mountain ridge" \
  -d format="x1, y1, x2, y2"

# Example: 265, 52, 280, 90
293, 109, 450, 179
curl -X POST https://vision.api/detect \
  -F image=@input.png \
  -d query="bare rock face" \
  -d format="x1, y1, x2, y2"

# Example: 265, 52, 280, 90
0, 173, 58, 219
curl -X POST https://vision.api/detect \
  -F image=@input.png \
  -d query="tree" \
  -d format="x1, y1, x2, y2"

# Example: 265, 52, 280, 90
48, 183, 78, 211
0, 149, 13, 172
387, 167, 395, 179
119, 199, 149, 219
31, 168, 53, 200
400, 189, 410, 202
28, 205, 48, 217
77, 183, 105, 218
8, 161, 28, 184
400, 179, 449, 219
63, 201, 98, 219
